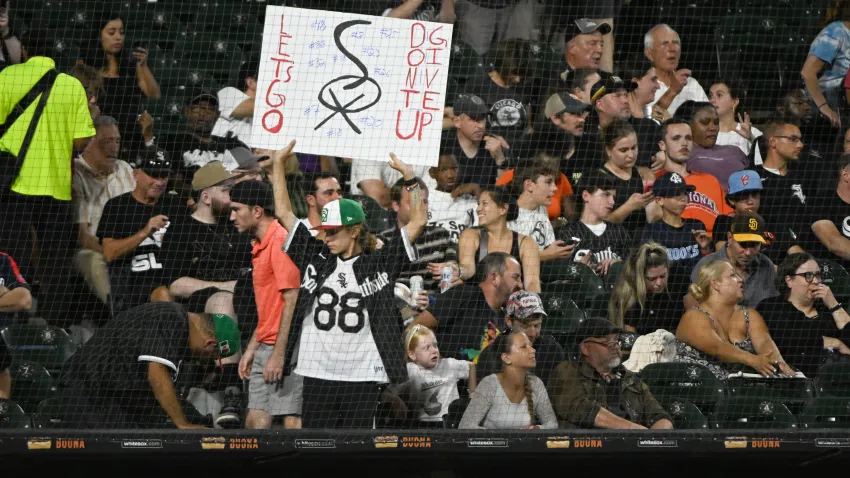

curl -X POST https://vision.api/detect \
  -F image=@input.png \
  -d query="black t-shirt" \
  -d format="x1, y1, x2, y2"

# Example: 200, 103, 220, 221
754, 164, 822, 250
591, 166, 646, 234
756, 296, 849, 378
451, 138, 500, 187
640, 219, 707, 270
429, 285, 503, 361
712, 213, 794, 265
157, 133, 247, 183
59, 302, 190, 398
622, 266, 690, 335
475, 333, 564, 384
557, 220, 631, 265
160, 213, 253, 284
379, 225, 458, 296
97, 192, 184, 307
807, 192, 850, 272
460, 73, 532, 148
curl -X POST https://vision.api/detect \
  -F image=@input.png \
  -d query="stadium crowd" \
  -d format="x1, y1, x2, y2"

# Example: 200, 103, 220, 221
2, 0, 850, 431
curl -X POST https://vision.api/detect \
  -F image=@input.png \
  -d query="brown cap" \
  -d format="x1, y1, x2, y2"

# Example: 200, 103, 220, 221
191, 161, 233, 191
730, 212, 767, 244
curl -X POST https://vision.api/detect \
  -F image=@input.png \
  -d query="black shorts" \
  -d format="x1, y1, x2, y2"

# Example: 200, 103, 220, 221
301, 377, 382, 429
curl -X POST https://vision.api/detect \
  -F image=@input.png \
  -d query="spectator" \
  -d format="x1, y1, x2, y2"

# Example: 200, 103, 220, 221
574, 76, 660, 171
497, 151, 575, 221
56, 302, 240, 429
774, 88, 834, 169
382, 0, 456, 23
757, 253, 850, 378
0, 250, 31, 323
211, 60, 258, 148
609, 242, 689, 335
655, 118, 731, 235
73, 115, 136, 306
475, 290, 565, 385
0, 28, 95, 325
689, 213, 778, 309
619, 57, 663, 122
427, 152, 479, 240
381, 176, 458, 297
710, 79, 762, 164
69, 64, 103, 122
547, 318, 674, 430
348, 157, 436, 208
79, 12, 160, 155
457, 187, 541, 292
641, 171, 712, 269
713, 170, 801, 264
414, 252, 522, 361
449, 94, 508, 188
581, 119, 654, 234
459, 330, 558, 429
296, 171, 344, 236
558, 168, 630, 275
811, 153, 850, 270
754, 119, 818, 255
569, 68, 601, 104
643, 24, 709, 116
453, 0, 540, 56
0, 0, 21, 67
98, 148, 179, 312
0, 334, 9, 399
271, 145, 428, 429
397, 324, 476, 427
675, 101, 748, 190
507, 158, 558, 253
556, 19, 612, 80
676, 260, 794, 379
801, 1, 850, 127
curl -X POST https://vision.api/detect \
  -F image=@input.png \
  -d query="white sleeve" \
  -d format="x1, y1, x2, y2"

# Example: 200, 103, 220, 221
217, 87, 248, 119
446, 358, 470, 380
350, 159, 387, 194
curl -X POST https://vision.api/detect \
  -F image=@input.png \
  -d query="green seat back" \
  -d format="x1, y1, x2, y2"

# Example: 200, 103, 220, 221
10, 361, 59, 414
799, 397, 850, 429
0, 325, 78, 374
820, 260, 850, 302
0, 399, 31, 429
639, 362, 726, 408
710, 397, 798, 430
725, 376, 814, 411
815, 361, 850, 398
662, 398, 708, 430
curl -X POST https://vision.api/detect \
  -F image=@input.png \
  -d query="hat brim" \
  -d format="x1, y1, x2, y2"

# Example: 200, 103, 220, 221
311, 224, 345, 231
654, 185, 696, 197
732, 233, 766, 244
139, 169, 171, 179
514, 308, 548, 320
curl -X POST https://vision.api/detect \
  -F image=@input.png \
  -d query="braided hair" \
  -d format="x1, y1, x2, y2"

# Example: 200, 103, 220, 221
496, 329, 535, 426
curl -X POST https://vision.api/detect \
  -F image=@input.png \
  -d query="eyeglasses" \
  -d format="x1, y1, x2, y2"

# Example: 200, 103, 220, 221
583, 338, 621, 349
774, 135, 803, 144
790, 271, 823, 283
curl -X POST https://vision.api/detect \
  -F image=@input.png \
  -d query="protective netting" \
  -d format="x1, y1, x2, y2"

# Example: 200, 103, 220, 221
1, 0, 850, 440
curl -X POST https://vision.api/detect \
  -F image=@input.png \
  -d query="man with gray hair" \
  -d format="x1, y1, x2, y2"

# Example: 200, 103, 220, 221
643, 24, 709, 117
73, 115, 136, 333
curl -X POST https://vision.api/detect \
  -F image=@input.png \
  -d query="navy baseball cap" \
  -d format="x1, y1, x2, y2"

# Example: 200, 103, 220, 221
651, 172, 695, 198
727, 170, 763, 196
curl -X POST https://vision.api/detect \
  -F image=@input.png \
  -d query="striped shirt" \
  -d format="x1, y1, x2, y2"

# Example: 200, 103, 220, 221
73, 155, 136, 235
379, 224, 457, 295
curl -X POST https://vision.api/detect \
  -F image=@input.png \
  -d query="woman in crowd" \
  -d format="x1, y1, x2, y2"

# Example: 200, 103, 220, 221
675, 260, 794, 379
459, 330, 557, 429
674, 101, 748, 190
594, 119, 655, 234
458, 186, 541, 292
80, 12, 161, 155
801, 0, 850, 127
619, 56, 663, 121
710, 79, 762, 164
609, 242, 689, 335
757, 253, 850, 377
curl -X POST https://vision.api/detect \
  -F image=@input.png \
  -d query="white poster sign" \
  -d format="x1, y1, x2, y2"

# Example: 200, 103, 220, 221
252, 6, 453, 167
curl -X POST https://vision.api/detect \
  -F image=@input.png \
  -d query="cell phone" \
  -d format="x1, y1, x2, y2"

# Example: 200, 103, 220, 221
128, 41, 146, 62
564, 237, 581, 247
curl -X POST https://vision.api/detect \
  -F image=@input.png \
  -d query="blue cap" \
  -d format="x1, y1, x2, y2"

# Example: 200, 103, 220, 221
727, 170, 763, 196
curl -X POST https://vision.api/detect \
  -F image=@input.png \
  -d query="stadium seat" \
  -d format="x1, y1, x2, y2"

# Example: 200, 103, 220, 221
0, 325, 79, 374
447, 41, 487, 85
798, 397, 850, 429
725, 375, 814, 415
662, 398, 709, 430
538, 293, 585, 346
9, 361, 59, 414
0, 399, 32, 429
639, 362, 726, 411
350, 195, 392, 233
603, 260, 627, 291
188, 11, 261, 47
814, 361, 850, 398
820, 260, 850, 302
175, 34, 244, 86
539, 262, 605, 311
46, 33, 83, 74
146, 89, 190, 132
709, 397, 798, 430
443, 398, 469, 429
155, 64, 221, 91
33, 398, 66, 429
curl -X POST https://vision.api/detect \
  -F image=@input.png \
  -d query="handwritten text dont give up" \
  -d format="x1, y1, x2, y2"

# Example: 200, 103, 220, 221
396, 23, 447, 141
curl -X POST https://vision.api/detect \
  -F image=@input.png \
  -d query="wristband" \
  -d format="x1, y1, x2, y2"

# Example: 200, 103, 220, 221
817, 102, 827, 109
403, 177, 419, 187
828, 303, 843, 314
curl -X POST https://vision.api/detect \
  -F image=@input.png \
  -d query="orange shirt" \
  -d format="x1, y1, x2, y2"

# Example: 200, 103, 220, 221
496, 170, 573, 220
252, 219, 301, 345
654, 170, 732, 236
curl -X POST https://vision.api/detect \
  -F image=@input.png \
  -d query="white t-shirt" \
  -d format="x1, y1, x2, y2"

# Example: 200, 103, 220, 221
647, 76, 709, 116
405, 358, 470, 422
508, 206, 555, 250
295, 255, 389, 383
716, 124, 763, 165
212, 87, 255, 147
349, 158, 437, 195
427, 189, 478, 242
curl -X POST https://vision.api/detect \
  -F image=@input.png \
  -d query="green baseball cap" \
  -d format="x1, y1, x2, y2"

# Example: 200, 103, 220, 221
212, 314, 241, 358
312, 198, 366, 230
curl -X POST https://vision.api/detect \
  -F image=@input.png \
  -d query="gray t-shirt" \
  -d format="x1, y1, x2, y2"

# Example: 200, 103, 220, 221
459, 374, 558, 429
690, 246, 778, 308
508, 206, 555, 251
687, 145, 749, 192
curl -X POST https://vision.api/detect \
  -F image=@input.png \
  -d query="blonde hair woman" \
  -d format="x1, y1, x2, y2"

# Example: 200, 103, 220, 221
674, 260, 793, 379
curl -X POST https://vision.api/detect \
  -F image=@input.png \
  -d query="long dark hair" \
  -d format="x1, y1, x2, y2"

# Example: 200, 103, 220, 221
81, 12, 134, 76
495, 330, 535, 426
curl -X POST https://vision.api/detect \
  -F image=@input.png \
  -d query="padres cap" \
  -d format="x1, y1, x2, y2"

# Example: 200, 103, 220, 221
730, 212, 767, 244
312, 198, 366, 230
